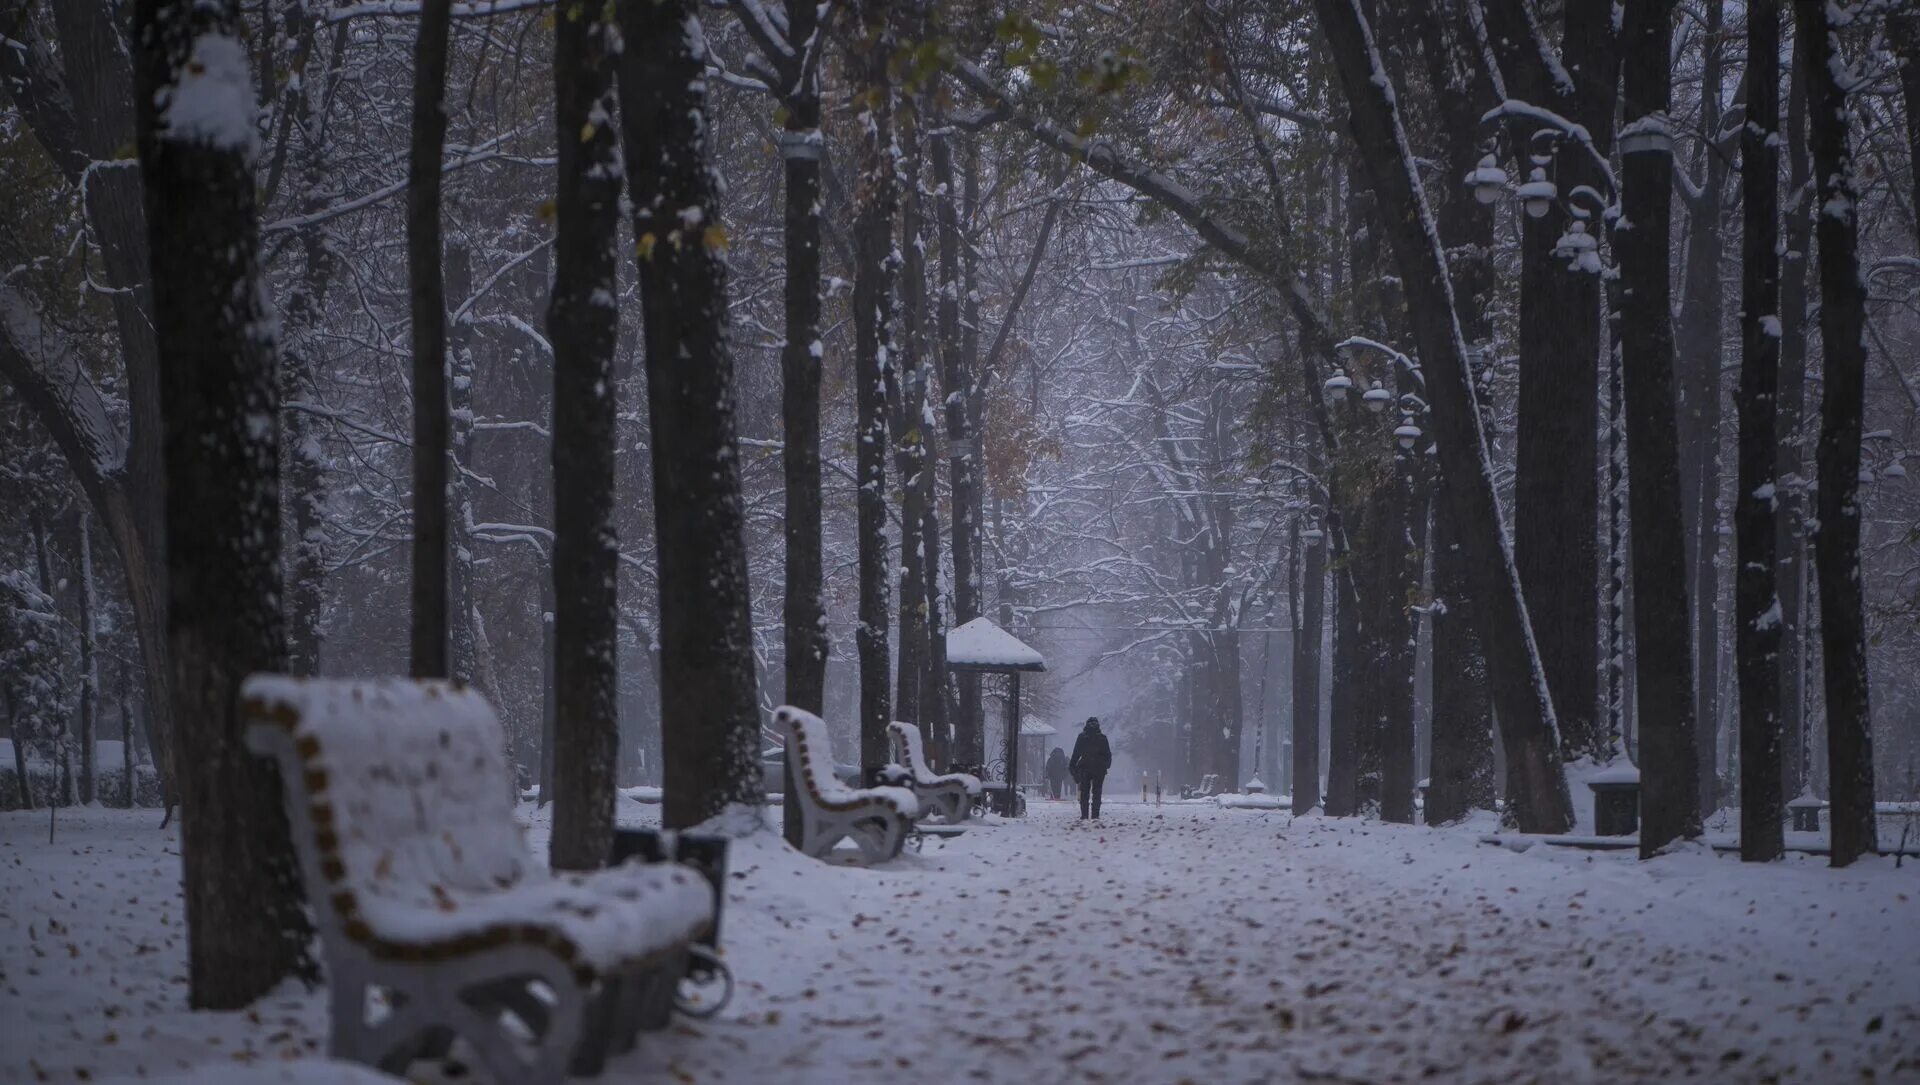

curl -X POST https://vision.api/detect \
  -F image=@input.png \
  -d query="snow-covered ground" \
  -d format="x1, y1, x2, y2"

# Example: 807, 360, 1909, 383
3, 799, 1916, 1084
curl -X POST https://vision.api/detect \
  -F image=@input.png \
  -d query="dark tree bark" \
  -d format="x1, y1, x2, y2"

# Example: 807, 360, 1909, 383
548, 0, 622, 871
1291, 519, 1325, 814
1618, 0, 1702, 858
776, 0, 827, 843
407, 0, 452, 679
616, 0, 764, 829
1324, 539, 1359, 816
3, 0, 180, 809
76, 512, 98, 805
1481, 0, 1615, 767
133, 0, 314, 1006
1776, 25, 1814, 803
1414, 0, 1498, 822
278, 0, 337, 680
1736, 0, 1784, 863
445, 244, 478, 687
1676, 0, 1729, 815
893, 68, 932, 731
932, 114, 978, 769
1310, 0, 1575, 834
1793, 0, 1878, 866
851, 0, 897, 773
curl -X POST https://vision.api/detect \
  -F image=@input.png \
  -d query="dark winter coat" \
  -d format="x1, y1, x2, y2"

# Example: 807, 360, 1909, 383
1045, 747, 1071, 783
1068, 724, 1112, 782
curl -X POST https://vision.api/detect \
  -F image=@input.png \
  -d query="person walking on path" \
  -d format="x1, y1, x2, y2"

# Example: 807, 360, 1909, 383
1045, 746, 1071, 799
1069, 717, 1112, 819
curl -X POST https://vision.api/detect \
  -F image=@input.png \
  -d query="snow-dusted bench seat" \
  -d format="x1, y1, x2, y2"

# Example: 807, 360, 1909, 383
887, 721, 980, 824
241, 676, 715, 1083
774, 706, 918, 864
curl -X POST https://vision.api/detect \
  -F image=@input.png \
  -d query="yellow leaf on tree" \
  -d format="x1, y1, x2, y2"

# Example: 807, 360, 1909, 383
637, 232, 657, 259
703, 224, 730, 251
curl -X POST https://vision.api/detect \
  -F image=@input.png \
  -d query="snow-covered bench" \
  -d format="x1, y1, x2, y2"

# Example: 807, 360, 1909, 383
774, 706, 918, 864
887, 720, 979, 824
241, 676, 715, 1083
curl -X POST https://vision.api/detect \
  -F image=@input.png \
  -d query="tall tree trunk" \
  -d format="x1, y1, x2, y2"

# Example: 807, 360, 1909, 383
407, 0, 452, 679
932, 115, 977, 770
1324, 561, 1359, 816
1495, 0, 1613, 766
851, 0, 897, 773
43, 0, 177, 809
1426, 473, 1496, 823
1777, 27, 1814, 803
1619, 0, 1702, 857
1291, 518, 1324, 814
1311, 0, 1575, 834
1736, 0, 1784, 863
1380, 439, 1419, 824
549, 0, 622, 871
616, 0, 763, 829
133, 0, 314, 1006
1676, 0, 1728, 814
119, 662, 135, 808
777, 0, 826, 844
279, 0, 335, 680
893, 69, 932, 730
1417, 0, 1498, 820
446, 244, 478, 686
77, 512, 97, 804
1793, 0, 1878, 867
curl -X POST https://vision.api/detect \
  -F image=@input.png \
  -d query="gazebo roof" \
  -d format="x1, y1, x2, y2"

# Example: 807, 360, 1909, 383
1018, 719, 1056, 737
946, 617, 1046, 673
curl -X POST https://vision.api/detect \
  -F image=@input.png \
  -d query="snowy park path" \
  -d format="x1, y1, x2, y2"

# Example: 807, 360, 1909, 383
3, 801, 1916, 1084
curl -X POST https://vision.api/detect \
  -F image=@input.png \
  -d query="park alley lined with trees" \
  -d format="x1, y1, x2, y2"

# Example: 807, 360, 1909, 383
4, 0, 1920, 1074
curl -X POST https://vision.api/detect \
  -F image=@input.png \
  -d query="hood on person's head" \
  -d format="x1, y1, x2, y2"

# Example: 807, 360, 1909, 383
1084, 716, 1100, 732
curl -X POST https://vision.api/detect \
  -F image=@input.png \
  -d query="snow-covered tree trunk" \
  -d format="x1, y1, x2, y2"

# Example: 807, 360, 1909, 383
1312, 0, 1574, 834
932, 115, 977, 770
893, 65, 932, 731
275, 0, 334, 683
616, 0, 763, 828
1380, 437, 1420, 824
132, 0, 314, 1006
1617, 0, 1702, 857
851, 0, 897, 773
1734, 0, 1785, 863
407, 0, 452, 679
445, 243, 478, 688
1776, 33, 1814, 803
549, 0, 623, 871
1793, 0, 1878, 867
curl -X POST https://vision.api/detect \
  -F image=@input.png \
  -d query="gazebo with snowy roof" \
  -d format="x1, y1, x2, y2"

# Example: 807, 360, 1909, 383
946, 617, 1047, 815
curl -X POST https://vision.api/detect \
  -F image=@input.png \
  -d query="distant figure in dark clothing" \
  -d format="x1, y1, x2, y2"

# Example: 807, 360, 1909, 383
1044, 747, 1071, 799
1068, 717, 1112, 819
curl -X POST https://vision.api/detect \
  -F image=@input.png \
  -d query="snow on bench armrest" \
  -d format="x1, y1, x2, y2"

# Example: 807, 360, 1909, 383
242, 675, 712, 978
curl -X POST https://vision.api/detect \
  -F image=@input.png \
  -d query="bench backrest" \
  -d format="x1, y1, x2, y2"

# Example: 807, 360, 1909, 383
242, 675, 532, 931
772, 706, 853, 808
887, 721, 931, 779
